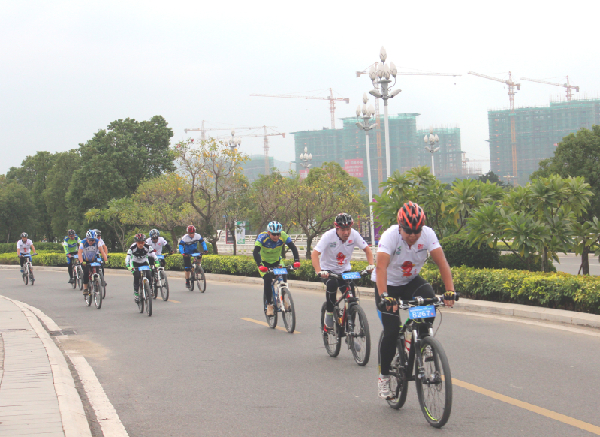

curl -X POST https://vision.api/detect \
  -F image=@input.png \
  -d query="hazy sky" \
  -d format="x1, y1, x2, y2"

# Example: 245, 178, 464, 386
2, 0, 598, 175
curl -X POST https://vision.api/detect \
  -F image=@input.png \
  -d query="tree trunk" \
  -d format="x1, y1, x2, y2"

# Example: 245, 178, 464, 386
581, 245, 590, 275
210, 237, 219, 255
305, 235, 314, 260
231, 225, 237, 256
170, 230, 179, 252
542, 246, 548, 273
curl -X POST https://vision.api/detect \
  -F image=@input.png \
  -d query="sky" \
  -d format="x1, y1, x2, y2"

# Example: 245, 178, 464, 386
1, 0, 598, 176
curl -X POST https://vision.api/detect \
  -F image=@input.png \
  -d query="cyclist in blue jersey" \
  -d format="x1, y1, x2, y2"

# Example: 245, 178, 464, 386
78, 230, 107, 298
179, 225, 208, 288
63, 229, 81, 284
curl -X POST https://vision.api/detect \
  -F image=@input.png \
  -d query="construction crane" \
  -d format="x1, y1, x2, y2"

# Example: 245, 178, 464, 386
468, 71, 521, 185
250, 89, 349, 129
234, 127, 286, 175
520, 76, 579, 101
184, 121, 276, 141
356, 64, 461, 189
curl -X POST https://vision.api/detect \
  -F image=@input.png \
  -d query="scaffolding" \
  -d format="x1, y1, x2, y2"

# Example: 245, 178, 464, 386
488, 98, 600, 185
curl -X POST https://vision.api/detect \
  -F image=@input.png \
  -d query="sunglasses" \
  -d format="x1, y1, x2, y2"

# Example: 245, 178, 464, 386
271, 233, 281, 237
401, 227, 422, 235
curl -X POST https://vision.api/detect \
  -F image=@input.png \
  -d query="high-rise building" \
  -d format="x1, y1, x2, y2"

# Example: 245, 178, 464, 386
488, 98, 600, 185
241, 155, 293, 182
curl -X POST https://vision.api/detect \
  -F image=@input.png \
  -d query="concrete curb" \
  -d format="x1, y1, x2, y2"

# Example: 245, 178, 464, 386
2, 264, 600, 329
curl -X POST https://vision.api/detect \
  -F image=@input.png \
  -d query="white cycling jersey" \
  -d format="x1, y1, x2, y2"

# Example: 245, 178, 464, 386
17, 239, 33, 255
371, 225, 441, 286
314, 228, 367, 274
146, 237, 168, 255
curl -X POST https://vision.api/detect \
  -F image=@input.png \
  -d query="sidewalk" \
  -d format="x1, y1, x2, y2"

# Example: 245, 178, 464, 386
0, 296, 91, 437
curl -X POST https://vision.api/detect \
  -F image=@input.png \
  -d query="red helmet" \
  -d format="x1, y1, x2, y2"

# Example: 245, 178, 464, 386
134, 233, 145, 242
187, 225, 196, 234
397, 201, 425, 231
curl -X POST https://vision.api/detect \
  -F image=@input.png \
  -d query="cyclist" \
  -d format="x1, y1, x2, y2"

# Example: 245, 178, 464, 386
254, 221, 301, 316
94, 229, 108, 285
17, 232, 36, 281
311, 213, 375, 330
374, 201, 456, 400
63, 229, 81, 284
146, 229, 172, 267
78, 230, 107, 298
125, 233, 157, 302
178, 225, 207, 289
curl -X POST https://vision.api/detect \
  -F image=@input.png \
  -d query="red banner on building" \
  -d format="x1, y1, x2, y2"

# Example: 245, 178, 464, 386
300, 169, 309, 179
344, 159, 364, 178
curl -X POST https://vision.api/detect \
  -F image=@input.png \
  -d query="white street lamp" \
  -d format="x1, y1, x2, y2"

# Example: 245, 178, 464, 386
363, 47, 401, 180
424, 128, 440, 177
356, 93, 377, 247
228, 130, 241, 152
299, 146, 313, 169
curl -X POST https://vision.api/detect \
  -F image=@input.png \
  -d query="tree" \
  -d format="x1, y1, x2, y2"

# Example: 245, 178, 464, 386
85, 198, 136, 252
174, 138, 249, 255
288, 162, 365, 258
222, 174, 251, 256
0, 178, 35, 243
478, 170, 510, 188
247, 171, 293, 233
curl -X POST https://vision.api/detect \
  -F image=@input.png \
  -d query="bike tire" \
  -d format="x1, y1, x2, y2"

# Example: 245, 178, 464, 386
348, 305, 370, 366
99, 270, 106, 299
77, 266, 84, 291
144, 281, 152, 317
161, 273, 169, 301
137, 285, 144, 313
321, 302, 341, 357
22, 267, 28, 285
29, 271, 35, 285
85, 287, 92, 306
281, 288, 295, 333
198, 266, 206, 293
382, 333, 409, 409
152, 271, 158, 299
189, 271, 195, 291
264, 298, 277, 328
415, 336, 452, 428
71, 265, 77, 289
93, 278, 102, 309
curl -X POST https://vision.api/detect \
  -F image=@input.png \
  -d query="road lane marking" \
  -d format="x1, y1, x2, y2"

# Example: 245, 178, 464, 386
166, 299, 180, 303
241, 317, 300, 333
453, 378, 600, 435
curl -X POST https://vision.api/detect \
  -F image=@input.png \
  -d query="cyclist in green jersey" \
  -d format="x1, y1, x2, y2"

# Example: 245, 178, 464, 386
63, 229, 81, 284
253, 221, 301, 316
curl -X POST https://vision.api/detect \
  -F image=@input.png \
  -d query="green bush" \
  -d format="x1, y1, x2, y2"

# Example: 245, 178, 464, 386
0, 242, 64, 254
498, 253, 556, 272
441, 234, 500, 269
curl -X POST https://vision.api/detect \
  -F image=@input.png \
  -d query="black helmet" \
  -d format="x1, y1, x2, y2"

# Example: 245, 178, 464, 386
67, 229, 75, 236
94, 229, 102, 237
20, 232, 28, 238
134, 233, 146, 242
334, 213, 353, 228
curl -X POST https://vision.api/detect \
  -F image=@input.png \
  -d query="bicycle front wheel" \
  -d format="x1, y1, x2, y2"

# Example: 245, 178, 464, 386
198, 266, 206, 293
384, 334, 409, 409
321, 302, 341, 357
264, 298, 277, 328
99, 271, 106, 299
152, 272, 158, 299
77, 266, 84, 290
281, 288, 295, 333
348, 305, 370, 366
189, 271, 195, 291
415, 336, 452, 428
161, 273, 169, 301
22, 268, 28, 285
71, 266, 77, 289
137, 285, 144, 313
144, 281, 152, 317
93, 278, 102, 309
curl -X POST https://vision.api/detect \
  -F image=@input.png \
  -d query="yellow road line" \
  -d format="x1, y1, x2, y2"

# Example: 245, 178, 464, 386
241, 317, 300, 334
165, 299, 180, 303
453, 378, 600, 435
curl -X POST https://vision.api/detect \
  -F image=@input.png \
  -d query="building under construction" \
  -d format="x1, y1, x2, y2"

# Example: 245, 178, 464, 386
293, 113, 469, 190
488, 98, 600, 185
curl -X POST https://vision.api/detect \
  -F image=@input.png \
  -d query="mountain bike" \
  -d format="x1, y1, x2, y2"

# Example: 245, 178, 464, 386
152, 254, 169, 301
95, 256, 107, 299
20, 253, 37, 285
378, 294, 459, 428
188, 252, 206, 292
264, 266, 296, 333
73, 257, 84, 291
320, 270, 371, 366
83, 262, 103, 309
133, 265, 152, 316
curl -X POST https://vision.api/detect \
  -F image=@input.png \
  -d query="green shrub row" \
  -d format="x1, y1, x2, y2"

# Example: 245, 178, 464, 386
0, 242, 64, 254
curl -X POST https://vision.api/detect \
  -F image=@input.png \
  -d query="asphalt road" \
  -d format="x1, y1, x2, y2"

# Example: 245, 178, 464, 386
1, 268, 600, 437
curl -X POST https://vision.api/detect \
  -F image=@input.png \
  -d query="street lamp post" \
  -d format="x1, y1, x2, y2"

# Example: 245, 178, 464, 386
356, 93, 377, 248
424, 128, 440, 177
228, 130, 241, 152
366, 47, 401, 179
299, 147, 312, 178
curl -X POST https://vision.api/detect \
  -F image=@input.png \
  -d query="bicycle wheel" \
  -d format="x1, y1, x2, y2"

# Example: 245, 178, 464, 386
264, 297, 277, 328
85, 285, 92, 307
93, 278, 102, 309
198, 266, 206, 293
99, 270, 106, 299
189, 271, 195, 291
281, 288, 295, 333
152, 271, 158, 299
384, 335, 409, 409
161, 272, 169, 301
415, 336, 452, 428
137, 285, 144, 313
144, 281, 152, 317
348, 305, 370, 366
29, 270, 35, 285
321, 302, 341, 357
77, 266, 84, 290
22, 266, 28, 285
71, 265, 77, 289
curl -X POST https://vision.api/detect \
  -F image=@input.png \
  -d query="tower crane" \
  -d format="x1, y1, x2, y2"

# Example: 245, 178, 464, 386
519, 76, 579, 101
234, 127, 286, 175
468, 71, 521, 185
184, 121, 276, 141
356, 64, 461, 189
250, 88, 350, 129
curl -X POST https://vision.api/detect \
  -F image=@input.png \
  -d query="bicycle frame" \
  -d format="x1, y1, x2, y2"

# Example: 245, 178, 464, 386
327, 271, 366, 334
269, 269, 289, 313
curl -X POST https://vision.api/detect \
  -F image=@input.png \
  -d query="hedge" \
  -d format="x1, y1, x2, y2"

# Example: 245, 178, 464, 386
0, 242, 64, 253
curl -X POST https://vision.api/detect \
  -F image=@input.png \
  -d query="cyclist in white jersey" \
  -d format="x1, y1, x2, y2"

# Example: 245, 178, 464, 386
312, 213, 375, 330
94, 229, 108, 285
374, 201, 456, 400
146, 229, 172, 264
17, 232, 36, 278
78, 230, 108, 297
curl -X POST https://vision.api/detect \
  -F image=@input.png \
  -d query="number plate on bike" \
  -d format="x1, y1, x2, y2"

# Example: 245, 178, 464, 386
137, 266, 150, 271
273, 268, 287, 275
341, 272, 361, 280
408, 305, 436, 319
90, 262, 101, 267
156, 255, 164, 259
191, 253, 201, 257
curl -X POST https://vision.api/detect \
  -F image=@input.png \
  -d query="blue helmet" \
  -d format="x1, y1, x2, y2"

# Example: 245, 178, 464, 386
85, 230, 96, 239
149, 229, 160, 239
267, 221, 282, 233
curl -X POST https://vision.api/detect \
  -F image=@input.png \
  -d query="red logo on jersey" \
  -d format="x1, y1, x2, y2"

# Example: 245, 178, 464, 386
348, 240, 353, 244
336, 252, 346, 265
418, 244, 424, 250
401, 261, 414, 277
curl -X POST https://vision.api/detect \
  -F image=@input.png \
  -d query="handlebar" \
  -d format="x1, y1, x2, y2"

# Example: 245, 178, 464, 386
19, 253, 37, 257
321, 270, 369, 279
378, 292, 460, 311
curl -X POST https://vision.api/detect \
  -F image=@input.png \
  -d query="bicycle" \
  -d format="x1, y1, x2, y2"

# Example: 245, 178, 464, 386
263, 266, 296, 333
83, 262, 103, 309
319, 270, 371, 366
95, 256, 107, 299
72, 256, 84, 291
20, 253, 37, 286
132, 265, 152, 316
188, 252, 206, 292
378, 294, 459, 428
152, 254, 169, 301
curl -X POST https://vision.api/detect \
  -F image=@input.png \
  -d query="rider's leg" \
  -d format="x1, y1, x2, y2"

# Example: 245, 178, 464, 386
183, 256, 192, 286
67, 257, 73, 280
406, 275, 436, 326
20, 256, 26, 273
82, 263, 91, 294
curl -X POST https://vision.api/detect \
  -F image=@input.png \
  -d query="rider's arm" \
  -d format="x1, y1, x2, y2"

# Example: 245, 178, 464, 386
178, 240, 185, 255
253, 246, 262, 266
311, 249, 321, 274
430, 247, 454, 306
163, 240, 172, 253
363, 245, 374, 265
63, 239, 69, 255
375, 251, 391, 296
286, 241, 300, 262
198, 237, 208, 252
30, 244, 35, 254
78, 247, 84, 264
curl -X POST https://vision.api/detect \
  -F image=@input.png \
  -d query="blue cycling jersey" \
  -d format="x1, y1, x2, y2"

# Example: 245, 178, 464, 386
178, 233, 208, 255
